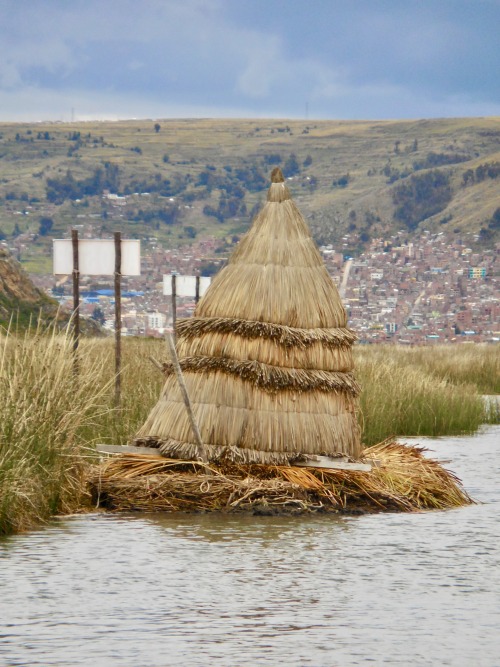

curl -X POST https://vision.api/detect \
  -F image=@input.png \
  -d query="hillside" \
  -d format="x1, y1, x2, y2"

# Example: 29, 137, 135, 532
0, 117, 499, 272
0, 247, 58, 328
0, 247, 106, 333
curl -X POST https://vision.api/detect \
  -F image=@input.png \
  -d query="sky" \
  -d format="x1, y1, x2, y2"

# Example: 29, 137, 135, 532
0, 0, 499, 122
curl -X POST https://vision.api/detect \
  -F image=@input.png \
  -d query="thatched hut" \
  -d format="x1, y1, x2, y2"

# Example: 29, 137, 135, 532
133, 167, 361, 464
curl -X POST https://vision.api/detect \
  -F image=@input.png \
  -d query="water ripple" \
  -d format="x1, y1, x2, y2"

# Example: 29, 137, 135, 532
0, 426, 499, 667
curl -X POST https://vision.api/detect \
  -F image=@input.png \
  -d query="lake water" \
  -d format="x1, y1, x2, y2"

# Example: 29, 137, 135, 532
1, 425, 499, 667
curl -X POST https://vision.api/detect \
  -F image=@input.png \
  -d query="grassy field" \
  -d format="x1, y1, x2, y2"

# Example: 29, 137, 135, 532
1, 117, 499, 272
1, 329, 498, 535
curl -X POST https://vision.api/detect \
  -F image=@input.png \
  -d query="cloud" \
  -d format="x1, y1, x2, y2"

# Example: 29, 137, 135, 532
0, 0, 498, 120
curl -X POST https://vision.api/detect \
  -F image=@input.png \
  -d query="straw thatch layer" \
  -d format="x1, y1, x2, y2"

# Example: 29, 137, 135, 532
197, 264, 347, 329
163, 357, 360, 396
177, 317, 357, 347
156, 440, 305, 465
90, 439, 474, 514
135, 398, 360, 459
176, 333, 354, 372
161, 356, 360, 395
134, 371, 361, 460
137, 376, 361, 460
157, 371, 357, 412
141, 438, 352, 465
195, 194, 347, 329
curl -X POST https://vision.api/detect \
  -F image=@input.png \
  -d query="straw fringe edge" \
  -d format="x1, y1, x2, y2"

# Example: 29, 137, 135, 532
152, 438, 310, 465
177, 317, 357, 348
161, 356, 361, 395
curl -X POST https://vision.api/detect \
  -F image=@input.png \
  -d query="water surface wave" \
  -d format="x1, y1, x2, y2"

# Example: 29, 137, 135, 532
1, 426, 499, 667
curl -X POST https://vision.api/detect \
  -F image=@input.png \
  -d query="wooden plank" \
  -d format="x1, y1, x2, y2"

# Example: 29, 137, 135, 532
95, 445, 378, 471
96, 444, 163, 457
295, 456, 373, 472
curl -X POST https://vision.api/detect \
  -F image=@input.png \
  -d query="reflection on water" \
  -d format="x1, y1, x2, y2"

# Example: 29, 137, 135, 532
1, 426, 499, 667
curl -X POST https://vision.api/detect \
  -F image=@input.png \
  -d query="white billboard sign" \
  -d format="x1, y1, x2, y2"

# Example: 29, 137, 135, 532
53, 239, 141, 276
163, 275, 211, 297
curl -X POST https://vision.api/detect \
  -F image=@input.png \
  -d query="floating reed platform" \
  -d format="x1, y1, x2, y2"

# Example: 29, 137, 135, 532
88, 439, 474, 515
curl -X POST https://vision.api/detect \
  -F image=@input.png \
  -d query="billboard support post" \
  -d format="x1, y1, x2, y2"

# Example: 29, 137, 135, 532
71, 229, 80, 372
195, 275, 200, 304
171, 274, 177, 344
163, 275, 210, 317
114, 232, 122, 406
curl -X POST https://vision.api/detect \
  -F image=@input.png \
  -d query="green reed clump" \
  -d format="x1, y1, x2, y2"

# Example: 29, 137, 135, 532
355, 347, 487, 446
483, 395, 500, 424
381, 344, 500, 394
0, 323, 112, 535
80, 336, 165, 446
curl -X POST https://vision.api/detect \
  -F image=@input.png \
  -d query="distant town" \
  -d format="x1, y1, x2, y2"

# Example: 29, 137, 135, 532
8, 226, 499, 344
324, 232, 499, 344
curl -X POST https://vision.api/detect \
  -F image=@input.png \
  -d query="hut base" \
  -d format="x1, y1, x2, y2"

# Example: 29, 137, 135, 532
88, 439, 474, 515
134, 436, 350, 466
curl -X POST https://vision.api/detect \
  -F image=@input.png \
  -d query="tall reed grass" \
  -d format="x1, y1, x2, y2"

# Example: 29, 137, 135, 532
82, 337, 164, 445
373, 344, 500, 394
89, 338, 495, 448
0, 323, 112, 535
354, 345, 493, 445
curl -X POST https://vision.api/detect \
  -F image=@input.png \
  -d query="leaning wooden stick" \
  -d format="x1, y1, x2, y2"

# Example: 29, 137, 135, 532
148, 356, 164, 372
166, 333, 210, 464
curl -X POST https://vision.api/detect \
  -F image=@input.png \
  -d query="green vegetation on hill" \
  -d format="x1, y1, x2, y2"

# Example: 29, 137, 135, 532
0, 117, 499, 271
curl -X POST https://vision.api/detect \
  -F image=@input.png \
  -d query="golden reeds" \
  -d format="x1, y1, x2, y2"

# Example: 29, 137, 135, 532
176, 317, 357, 348
0, 322, 112, 535
355, 349, 487, 444
160, 356, 360, 394
176, 330, 354, 371
90, 439, 474, 514
134, 370, 361, 461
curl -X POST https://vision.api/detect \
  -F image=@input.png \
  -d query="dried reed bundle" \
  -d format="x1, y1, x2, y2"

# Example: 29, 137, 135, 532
90, 439, 473, 514
161, 356, 360, 394
176, 318, 357, 348
176, 331, 354, 372
91, 455, 310, 513
362, 439, 473, 509
197, 264, 347, 329
135, 370, 361, 461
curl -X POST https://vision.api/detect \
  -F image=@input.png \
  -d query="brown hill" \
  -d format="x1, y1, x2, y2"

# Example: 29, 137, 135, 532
0, 247, 104, 334
0, 247, 59, 329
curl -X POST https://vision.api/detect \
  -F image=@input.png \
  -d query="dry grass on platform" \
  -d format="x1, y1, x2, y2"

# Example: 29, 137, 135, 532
88, 439, 473, 515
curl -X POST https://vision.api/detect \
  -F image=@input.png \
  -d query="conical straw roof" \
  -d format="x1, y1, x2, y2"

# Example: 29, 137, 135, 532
134, 167, 361, 463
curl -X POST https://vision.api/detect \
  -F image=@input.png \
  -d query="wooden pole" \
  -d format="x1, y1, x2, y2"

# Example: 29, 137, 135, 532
171, 273, 177, 343
166, 333, 209, 464
114, 231, 122, 406
71, 229, 80, 372
148, 356, 164, 373
195, 275, 200, 305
